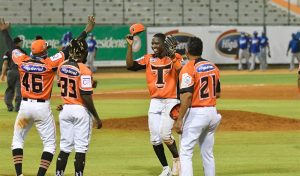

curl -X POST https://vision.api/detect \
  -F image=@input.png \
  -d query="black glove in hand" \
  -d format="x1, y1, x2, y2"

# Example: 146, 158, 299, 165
164, 35, 178, 58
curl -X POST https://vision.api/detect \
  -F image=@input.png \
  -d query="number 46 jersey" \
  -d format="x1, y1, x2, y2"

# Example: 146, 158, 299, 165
57, 60, 93, 105
12, 49, 65, 100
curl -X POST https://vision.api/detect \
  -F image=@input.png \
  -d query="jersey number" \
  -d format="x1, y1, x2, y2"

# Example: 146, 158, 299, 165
200, 74, 216, 99
22, 73, 43, 93
60, 77, 77, 98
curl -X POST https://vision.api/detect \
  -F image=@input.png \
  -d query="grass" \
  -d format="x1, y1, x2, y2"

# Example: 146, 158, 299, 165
0, 70, 299, 175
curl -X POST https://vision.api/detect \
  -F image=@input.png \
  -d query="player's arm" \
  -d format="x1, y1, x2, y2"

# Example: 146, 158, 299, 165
0, 18, 14, 50
216, 79, 221, 98
61, 16, 95, 58
125, 34, 134, 68
82, 94, 102, 129
287, 42, 291, 56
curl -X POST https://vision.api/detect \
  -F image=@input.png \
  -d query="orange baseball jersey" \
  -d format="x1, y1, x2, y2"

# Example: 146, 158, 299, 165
179, 58, 221, 107
129, 53, 183, 99
12, 49, 65, 100
57, 60, 93, 106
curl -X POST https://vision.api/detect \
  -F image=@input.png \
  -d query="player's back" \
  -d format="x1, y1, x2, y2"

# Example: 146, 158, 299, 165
185, 58, 220, 107
12, 49, 65, 100
58, 60, 93, 106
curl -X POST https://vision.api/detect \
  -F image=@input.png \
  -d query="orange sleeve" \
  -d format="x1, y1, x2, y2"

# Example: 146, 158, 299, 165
12, 49, 28, 65
48, 51, 65, 69
172, 53, 183, 70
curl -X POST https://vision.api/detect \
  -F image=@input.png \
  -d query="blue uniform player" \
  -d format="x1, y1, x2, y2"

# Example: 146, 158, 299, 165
259, 32, 271, 71
60, 31, 73, 50
287, 33, 300, 71
86, 33, 97, 72
237, 32, 250, 70
249, 31, 261, 71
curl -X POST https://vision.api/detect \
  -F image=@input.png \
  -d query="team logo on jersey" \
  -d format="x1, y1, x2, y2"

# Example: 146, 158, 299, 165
81, 75, 92, 88
21, 64, 46, 73
60, 66, 80, 76
50, 53, 63, 61
196, 64, 215, 72
215, 29, 247, 58
150, 57, 158, 62
180, 73, 192, 89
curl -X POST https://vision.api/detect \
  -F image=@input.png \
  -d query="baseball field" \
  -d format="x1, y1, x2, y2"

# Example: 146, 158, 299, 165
0, 69, 300, 176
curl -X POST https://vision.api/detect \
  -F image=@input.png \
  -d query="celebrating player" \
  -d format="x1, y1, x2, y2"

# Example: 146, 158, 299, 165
55, 36, 102, 176
174, 37, 221, 176
126, 33, 182, 176
0, 16, 95, 176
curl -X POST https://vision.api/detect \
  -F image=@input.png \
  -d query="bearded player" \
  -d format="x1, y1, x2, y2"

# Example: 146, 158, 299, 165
0, 16, 95, 176
126, 33, 182, 176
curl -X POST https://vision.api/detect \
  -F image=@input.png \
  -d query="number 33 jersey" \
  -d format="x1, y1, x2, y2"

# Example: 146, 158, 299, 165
130, 53, 183, 99
179, 58, 221, 107
12, 49, 65, 100
57, 60, 93, 105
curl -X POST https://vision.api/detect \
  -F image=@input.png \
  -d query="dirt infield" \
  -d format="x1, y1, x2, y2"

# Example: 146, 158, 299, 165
95, 85, 298, 100
103, 110, 300, 131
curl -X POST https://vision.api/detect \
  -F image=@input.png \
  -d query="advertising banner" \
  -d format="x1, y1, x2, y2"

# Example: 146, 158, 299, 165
7, 25, 146, 66
148, 26, 298, 64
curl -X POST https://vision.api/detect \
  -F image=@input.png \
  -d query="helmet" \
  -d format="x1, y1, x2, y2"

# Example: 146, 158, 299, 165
31, 40, 48, 54
68, 39, 88, 61
129, 23, 145, 35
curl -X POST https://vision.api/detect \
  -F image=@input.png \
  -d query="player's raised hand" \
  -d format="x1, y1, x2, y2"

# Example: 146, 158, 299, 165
125, 34, 134, 46
0, 18, 10, 31
84, 15, 95, 33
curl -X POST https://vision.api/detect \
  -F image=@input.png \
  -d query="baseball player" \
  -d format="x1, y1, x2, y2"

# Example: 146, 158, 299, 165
0, 36, 26, 112
249, 31, 261, 71
174, 37, 221, 176
86, 33, 97, 72
237, 32, 250, 70
60, 31, 73, 50
0, 16, 95, 176
259, 32, 271, 71
287, 33, 300, 71
55, 37, 102, 176
126, 33, 182, 176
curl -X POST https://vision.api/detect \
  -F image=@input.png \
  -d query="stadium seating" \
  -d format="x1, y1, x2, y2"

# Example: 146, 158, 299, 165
0, 0, 299, 25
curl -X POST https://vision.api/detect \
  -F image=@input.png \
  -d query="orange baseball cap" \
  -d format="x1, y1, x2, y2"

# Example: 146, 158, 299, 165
31, 40, 48, 54
129, 23, 145, 35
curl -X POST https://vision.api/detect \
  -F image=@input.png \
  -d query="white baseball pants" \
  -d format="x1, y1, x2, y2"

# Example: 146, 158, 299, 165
148, 98, 179, 145
180, 107, 221, 176
12, 99, 56, 154
238, 49, 250, 70
59, 104, 93, 153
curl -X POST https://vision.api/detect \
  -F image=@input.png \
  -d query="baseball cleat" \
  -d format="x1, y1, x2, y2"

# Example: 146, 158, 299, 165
159, 166, 172, 176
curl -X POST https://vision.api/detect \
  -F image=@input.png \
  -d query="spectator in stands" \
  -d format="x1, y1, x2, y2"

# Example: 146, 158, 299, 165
86, 33, 97, 72
237, 32, 250, 70
259, 32, 271, 71
287, 33, 300, 71
249, 31, 261, 71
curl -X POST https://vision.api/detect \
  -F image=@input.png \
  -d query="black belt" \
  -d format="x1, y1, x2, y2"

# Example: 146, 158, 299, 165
22, 98, 46, 103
